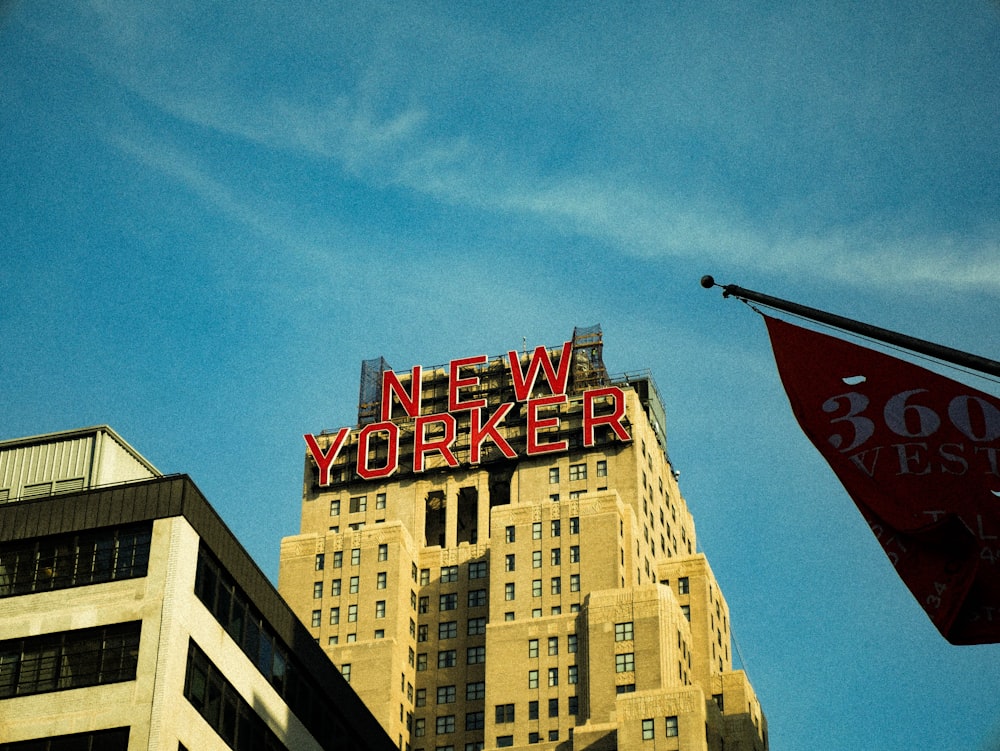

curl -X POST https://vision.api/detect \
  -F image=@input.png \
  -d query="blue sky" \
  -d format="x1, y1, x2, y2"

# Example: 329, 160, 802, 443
2, 1, 999, 748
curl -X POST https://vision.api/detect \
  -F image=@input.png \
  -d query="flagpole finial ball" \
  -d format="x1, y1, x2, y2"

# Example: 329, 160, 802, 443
700, 275, 716, 289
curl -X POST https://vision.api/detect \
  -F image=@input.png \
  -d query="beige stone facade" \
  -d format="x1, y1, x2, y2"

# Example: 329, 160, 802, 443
279, 331, 768, 751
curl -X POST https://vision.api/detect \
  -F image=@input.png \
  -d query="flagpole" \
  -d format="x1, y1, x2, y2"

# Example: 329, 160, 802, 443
700, 275, 1000, 379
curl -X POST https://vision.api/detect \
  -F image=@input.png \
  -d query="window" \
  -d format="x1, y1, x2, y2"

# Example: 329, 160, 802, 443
528, 639, 539, 657
441, 566, 458, 583
313, 581, 323, 598
532, 522, 541, 540
505, 583, 516, 601
467, 617, 486, 636
551, 548, 561, 565
528, 670, 539, 688
505, 525, 516, 543
569, 516, 579, 534
548, 668, 558, 686
615, 653, 635, 672
568, 665, 578, 684
532, 580, 542, 597
414, 718, 426, 737
616, 683, 635, 694
349, 495, 367, 513
569, 463, 587, 481
469, 560, 487, 579
436, 715, 455, 735
440, 593, 458, 611
551, 577, 561, 595
330, 578, 341, 596
495, 704, 514, 723
377, 572, 387, 589
378, 544, 388, 561
0, 621, 141, 698
549, 467, 560, 483
529, 732, 541, 744
438, 685, 456, 704
567, 634, 578, 653
596, 460, 607, 477
348, 604, 358, 622
532, 608, 542, 618
375, 600, 386, 618
665, 715, 678, 737
548, 730, 559, 742
549, 493, 560, 503
351, 548, 361, 566
419, 596, 429, 613
416, 688, 427, 706
418, 625, 428, 642
333, 551, 343, 568
311, 610, 322, 627
439, 621, 458, 639
466, 711, 485, 731
551, 520, 561, 537
615, 621, 634, 641
548, 636, 559, 655
467, 646, 485, 664
315, 553, 326, 570
570, 574, 580, 592
678, 577, 690, 595
438, 650, 457, 668
466, 680, 486, 700
468, 589, 487, 607
681, 604, 690, 621
496, 736, 513, 748
642, 719, 654, 740
532, 550, 542, 568
505, 554, 516, 572
548, 698, 559, 717
568, 695, 578, 715
376, 492, 387, 509
417, 653, 428, 671
420, 568, 431, 585
569, 546, 580, 563
374, 629, 384, 639
330, 500, 340, 516
330, 607, 340, 625
550, 605, 562, 615
350, 576, 359, 593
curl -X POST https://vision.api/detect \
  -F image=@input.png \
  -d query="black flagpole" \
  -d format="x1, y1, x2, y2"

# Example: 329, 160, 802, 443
700, 275, 1000, 379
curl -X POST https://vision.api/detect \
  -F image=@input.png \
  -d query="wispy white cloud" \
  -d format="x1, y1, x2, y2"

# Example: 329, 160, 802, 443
54, 1, 999, 296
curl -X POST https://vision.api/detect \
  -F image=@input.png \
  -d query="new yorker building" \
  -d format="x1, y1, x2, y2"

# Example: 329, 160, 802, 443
0, 426, 394, 751
279, 327, 768, 751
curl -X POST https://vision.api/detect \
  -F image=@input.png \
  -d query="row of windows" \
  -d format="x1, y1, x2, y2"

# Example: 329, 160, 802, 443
503, 517, 579, 543
0, 621, 140, 699
418, 561, 488, 585
0, 522, 152, 598
314, 544, 389, 571
415, 617, 486, 642
416, 589, 488, 614
328, 494, 387, 515
0, 728, 130, 751
494, 696, 579, 722
525, 665, 580, 688
195, 546, 345, 751
548, 461, 606, 483
526, 633, 577, 657
503, 572, 582, 600
184, 640, 292, 751
414, 680, 485, 706
641, 716, 679, 739
504, 546, 581, 571
414, 697, 579, 738
415, 646, 486, 670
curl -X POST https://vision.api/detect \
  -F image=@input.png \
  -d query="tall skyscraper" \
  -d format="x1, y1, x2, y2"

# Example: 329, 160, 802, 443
279, 327, 768, 751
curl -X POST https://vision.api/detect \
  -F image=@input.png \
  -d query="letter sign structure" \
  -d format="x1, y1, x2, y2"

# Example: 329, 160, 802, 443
765, 315, 1000, 644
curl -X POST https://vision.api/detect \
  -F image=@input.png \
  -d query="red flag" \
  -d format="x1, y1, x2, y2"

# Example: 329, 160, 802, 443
764, 315, 1000, 644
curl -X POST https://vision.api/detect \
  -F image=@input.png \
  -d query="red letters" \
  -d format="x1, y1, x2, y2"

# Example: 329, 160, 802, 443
304, 429, 350, 487
469, 403, 516, 464
381, 366, 422, 420
583, 387, 631, 446
508, 341, 573, 402
356, 422, 399, 480
527, 395, 568, 455
449, 355, 488, 412
414, 414, 459, 472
